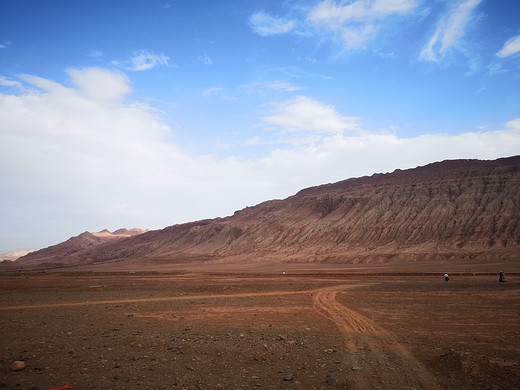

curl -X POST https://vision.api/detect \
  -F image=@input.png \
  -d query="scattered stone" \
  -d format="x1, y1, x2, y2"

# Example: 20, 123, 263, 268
284, 373, 294, 381
11, 361, 26, 371
351, 366, 362, 371
326, 375, 336, 387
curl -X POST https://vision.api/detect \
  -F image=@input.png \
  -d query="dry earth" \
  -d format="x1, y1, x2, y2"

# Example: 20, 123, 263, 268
0, 270, 519, 389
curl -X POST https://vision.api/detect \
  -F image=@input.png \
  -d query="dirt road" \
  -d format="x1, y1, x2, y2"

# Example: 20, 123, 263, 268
1, 272, 518, 389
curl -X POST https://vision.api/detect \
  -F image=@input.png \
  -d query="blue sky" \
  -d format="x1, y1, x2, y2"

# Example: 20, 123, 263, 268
1, 0, 520, 250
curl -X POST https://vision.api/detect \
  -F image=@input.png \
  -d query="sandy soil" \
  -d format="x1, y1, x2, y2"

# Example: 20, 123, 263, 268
0, 270, 518, 389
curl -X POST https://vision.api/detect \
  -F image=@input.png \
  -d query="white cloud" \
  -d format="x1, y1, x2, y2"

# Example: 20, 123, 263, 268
420, 0, 482, 62
250, 1, 419, 51
255, 122, 520, 194
309, 0, 417, 24
0, 41, 12, 49
241, 80, 302, 93
0, 76, 25, 90
249, 11, 297, 36
68, 68, 131, 103
127, 51, 169, 71
1, 68, 519, 250
497, 35, 520, 58
198, 55, 213, 65
202, 87, 223, 97
202, 87, 238, 101
87, 49, 104, 58
308, 0, 418, 49
263, 95, 361, 134
1, 70, 189, 235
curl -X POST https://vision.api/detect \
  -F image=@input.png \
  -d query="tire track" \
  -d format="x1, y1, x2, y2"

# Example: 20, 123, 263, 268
0, 283, 375, 311
313, 289, 440, 389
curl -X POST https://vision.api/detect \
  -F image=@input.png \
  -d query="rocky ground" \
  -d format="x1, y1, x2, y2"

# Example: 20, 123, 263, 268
0, 271, 519, 389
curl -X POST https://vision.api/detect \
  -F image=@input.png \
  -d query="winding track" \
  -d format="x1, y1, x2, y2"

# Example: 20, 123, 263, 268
313, 288, 441, 389
0, 283, 370, 311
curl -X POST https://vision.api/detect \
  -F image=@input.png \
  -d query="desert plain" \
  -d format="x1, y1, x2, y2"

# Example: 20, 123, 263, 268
1, 261, 519, 390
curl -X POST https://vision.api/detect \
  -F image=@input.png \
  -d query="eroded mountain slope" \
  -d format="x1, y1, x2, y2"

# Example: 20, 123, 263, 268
15, 156, 520, 267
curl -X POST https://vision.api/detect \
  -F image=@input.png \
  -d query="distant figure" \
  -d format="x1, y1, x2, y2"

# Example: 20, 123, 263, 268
499, 271, 507, 283
444, 273, 449, 282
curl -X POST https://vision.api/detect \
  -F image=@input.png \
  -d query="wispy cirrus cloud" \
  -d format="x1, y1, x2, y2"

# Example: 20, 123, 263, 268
420, 0, 482, 62
202, 87, 224, 97
124, 50, 170, 71
202, 87, 238, 101
0, 41, 12, 49
249, 11, 297, 36
198, 55, 213, 66
87, 49, 104, 58
308, 0, 418, 26
241, 80, 302, 93
250, 0, 419, 51
497, 35, 520, 58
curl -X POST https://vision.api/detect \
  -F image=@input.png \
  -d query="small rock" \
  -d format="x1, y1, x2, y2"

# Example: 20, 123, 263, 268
284, 373, 294, 381
11, 361, 26, 371
351, 366, 362, 371
326, 375, 336, 387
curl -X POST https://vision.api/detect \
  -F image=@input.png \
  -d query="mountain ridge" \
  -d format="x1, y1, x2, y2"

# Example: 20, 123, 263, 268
12, 156, 520, 269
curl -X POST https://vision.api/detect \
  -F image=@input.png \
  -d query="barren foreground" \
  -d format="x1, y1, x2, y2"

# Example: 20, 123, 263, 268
1, 271, 518, 389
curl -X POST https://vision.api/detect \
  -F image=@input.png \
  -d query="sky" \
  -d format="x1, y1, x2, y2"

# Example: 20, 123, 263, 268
1, 0, 520, 251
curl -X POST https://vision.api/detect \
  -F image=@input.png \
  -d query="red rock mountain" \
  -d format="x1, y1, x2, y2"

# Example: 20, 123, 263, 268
15, 229, 147, 267
14, 156, 520, 268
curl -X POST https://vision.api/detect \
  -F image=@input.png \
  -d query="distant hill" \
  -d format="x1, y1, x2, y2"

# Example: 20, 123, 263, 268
0, 249, 36, 262
14, 228, 148, 267
11, 156, 520, 269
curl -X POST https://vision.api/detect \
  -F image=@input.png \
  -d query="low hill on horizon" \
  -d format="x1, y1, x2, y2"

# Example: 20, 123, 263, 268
12, 156, 520, 270
13, 228, 148, 267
